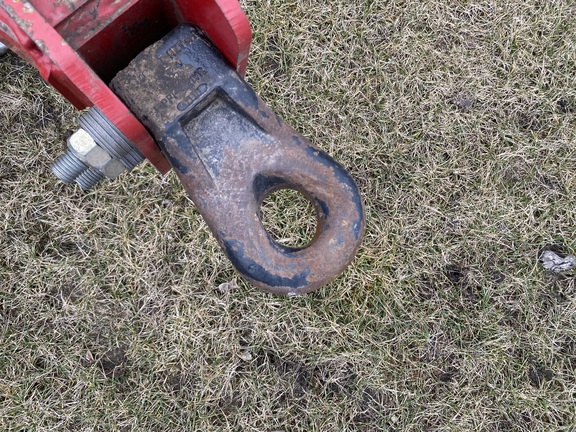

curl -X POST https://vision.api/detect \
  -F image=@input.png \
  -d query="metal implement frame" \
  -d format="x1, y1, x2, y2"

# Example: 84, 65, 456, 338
0, 0, 252, 174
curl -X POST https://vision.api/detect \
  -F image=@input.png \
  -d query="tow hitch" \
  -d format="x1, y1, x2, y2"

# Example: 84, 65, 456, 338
0, 1, 365, 295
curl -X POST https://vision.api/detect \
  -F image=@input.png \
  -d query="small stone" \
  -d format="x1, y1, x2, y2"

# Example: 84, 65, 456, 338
451, 93, 474, 111
218, 277, 238, 293
540, 250, 576, 273
238, 351, 253, 362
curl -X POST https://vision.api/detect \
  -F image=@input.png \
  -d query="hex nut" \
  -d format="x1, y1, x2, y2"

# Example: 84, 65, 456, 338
99, 159, 127, 180
67, 128, 111, 169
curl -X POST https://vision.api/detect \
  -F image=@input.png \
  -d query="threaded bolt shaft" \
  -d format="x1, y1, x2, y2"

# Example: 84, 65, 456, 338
75, 168, 104, 191
51, 150, 88, 184
52, 107, 143, 190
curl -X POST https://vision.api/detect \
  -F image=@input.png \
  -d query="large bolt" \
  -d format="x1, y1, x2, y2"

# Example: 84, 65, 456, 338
51, 107, 142, 190
67, 128, 127, 179
67, 128, 112, 169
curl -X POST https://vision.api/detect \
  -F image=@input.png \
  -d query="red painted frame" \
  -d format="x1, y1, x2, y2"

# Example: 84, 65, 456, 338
0, 0, 252, 174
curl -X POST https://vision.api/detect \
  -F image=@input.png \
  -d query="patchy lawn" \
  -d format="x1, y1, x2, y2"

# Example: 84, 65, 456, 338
1, 0, 575, 430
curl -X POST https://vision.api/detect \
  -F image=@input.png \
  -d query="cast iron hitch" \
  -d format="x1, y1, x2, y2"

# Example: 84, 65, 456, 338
111, 25, 365, 295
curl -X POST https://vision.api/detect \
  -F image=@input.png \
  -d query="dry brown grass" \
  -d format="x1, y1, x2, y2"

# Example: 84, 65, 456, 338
1, 0, 576, 430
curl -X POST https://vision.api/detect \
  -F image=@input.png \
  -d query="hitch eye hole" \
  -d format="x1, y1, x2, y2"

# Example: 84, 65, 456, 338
260, 188, 318, 249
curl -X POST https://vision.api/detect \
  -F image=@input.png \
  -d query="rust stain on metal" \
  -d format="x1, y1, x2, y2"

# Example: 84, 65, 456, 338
111, 25, 365, 295
55, 0, 137, 49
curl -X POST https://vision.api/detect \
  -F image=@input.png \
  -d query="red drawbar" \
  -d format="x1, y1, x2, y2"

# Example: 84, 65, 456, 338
0, 0, 252, 174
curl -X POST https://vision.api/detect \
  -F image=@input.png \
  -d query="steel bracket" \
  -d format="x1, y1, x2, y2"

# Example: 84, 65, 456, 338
112, 25, 366, 295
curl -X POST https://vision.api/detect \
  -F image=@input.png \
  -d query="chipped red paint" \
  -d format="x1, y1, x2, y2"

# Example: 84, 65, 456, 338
173, 0, 252, 76
27, 0, 92, 27
0, 0, 252, 173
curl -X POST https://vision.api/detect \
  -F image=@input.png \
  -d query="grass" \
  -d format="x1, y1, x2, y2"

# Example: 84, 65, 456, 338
1, 0, 575, 430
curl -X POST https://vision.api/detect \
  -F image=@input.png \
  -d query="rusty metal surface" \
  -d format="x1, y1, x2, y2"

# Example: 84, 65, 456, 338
112, 25, 365, 295
28, 0, 91, 27
54, 0, 137, 48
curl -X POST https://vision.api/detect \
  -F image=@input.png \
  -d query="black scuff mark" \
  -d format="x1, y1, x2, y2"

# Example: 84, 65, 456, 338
253, 174, 287, 202
315, 198, 330, 219
223, 239, 310, 288
304, 147, 364, 240
292, 135, 303, 146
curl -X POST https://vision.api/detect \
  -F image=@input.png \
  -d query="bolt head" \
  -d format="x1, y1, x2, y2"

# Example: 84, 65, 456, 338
67, 128, 111, 169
